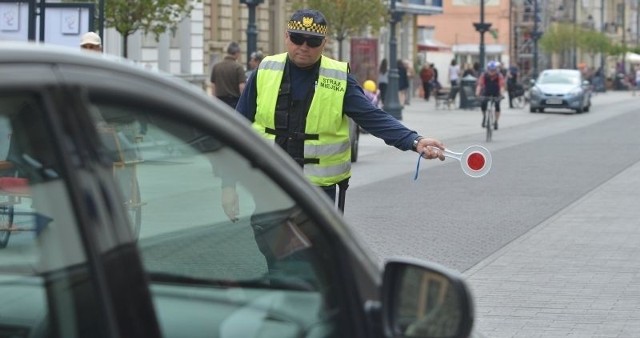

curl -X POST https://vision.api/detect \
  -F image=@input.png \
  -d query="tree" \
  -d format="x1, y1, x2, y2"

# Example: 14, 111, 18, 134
104, 0, 196, 57
539, 23, 576, 67
290, 0, 389, 60
578, 29, 610, 67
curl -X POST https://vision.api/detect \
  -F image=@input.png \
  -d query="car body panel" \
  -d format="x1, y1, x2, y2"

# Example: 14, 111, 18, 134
0, 42, 473, 338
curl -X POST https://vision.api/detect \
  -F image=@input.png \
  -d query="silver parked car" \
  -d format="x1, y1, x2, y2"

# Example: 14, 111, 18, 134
529, 69, 591, 113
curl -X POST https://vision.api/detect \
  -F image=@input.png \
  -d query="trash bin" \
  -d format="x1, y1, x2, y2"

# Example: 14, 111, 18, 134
613, 73, 627, 91
459, 75, 479, 109
592, 75, 606, 93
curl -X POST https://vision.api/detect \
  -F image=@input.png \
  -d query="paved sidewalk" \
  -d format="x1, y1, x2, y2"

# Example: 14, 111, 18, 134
394, 92, 640, 337
465, 160, 640, 338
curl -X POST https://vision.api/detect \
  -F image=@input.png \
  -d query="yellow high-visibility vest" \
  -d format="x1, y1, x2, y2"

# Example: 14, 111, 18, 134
254, 53, 351, 186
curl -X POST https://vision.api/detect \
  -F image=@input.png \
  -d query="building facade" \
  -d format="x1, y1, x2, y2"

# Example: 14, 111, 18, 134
101, 0, 443, 91
417, 0, 511, 70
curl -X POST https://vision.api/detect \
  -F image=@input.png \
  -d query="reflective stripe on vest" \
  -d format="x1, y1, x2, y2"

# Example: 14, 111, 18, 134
254, 53, 351, 186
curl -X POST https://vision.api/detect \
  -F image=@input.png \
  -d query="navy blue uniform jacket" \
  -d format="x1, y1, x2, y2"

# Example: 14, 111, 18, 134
235, 59, 419, 151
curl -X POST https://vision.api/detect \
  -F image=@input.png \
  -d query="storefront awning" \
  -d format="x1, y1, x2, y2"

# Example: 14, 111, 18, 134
417, 39, 451, 52
452, 44, 504, 54
625, 52, 640, 63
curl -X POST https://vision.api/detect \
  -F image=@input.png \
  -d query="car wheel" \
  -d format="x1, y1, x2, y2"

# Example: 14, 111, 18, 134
529, 107, 536, 113
575, 107, 583, 114
538, 108, 544, 113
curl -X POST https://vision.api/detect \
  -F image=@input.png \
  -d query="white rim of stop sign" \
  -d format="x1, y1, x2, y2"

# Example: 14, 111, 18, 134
444, 145, 492, 178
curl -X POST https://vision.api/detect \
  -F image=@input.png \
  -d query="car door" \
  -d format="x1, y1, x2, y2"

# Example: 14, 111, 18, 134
0, 65, 160, 337
54, 62, 382, 338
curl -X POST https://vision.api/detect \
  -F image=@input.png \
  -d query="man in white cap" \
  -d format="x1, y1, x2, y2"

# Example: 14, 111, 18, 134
80, 32, 102, 52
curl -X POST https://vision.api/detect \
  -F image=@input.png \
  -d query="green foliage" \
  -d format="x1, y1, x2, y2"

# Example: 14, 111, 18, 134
609, 43, 628, 56
103, 0, 196, 40
578, 30, 610, 56
489, 28, 498, 40
540, 23, 614, 57
539, 23, 575, 54
290, 0, 389, 42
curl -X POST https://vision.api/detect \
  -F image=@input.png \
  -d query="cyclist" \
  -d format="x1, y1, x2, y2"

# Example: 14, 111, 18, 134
476, 61, 506, 130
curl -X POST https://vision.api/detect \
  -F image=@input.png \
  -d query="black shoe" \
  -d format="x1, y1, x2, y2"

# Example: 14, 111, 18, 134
494, 122, 498, 130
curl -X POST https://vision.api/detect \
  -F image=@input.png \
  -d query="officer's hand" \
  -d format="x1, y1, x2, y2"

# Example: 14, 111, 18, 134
222, 186, 239, 222
416, 138, 445, 161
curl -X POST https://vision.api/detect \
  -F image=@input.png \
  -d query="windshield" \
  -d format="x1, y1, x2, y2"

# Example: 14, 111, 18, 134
537, 72, 580, 85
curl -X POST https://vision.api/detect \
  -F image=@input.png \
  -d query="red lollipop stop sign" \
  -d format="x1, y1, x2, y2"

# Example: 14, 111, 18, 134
442, 145, 491, 178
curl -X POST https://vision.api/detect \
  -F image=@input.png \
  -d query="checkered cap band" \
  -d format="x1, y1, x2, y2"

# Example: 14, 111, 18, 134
287, 18, 327, 36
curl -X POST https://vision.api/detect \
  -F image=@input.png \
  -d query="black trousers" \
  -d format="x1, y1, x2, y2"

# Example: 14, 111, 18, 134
217, 96, 239, 109
320, 185, 337, 201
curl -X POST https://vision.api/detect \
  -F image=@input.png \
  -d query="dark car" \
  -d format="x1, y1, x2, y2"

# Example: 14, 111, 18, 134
529, 69, 592, 113
0, 42, 473, 338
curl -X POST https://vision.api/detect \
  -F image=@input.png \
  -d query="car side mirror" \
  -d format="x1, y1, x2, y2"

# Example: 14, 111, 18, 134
381, 258, 474, 338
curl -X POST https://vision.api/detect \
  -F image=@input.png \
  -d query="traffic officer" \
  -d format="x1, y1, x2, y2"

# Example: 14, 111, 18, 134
223, 9, 446, 221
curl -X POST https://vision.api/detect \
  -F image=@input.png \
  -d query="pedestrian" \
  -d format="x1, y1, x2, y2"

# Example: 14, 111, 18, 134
419, 63, 434, 101
245, 50, 265, 79
378, 59, 388, 106
362, 79, 380, 108
448, 58, 460, 88
397, 59, 409, 105
80, 32, 102, 52
506, 64, 519, 108
476, 61, 506, 130
210, 41, 246, 108
224, 8, 445, 221
431, 63, 439, 84
404, 59, 416, 105
462, 63, 475, 78
634, 65, 640, 96
472, 62, 481, 77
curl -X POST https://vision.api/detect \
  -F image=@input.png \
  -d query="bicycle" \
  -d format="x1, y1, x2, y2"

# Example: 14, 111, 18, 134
478, 95, 503, 142
510, 84, 527, 109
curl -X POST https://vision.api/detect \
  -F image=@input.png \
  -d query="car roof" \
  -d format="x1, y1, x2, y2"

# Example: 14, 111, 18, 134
0, 41, 161, 76
540, 69, 580, 75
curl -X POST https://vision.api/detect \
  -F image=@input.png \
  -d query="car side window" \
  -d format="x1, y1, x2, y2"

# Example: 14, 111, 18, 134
88, 99, 344, 337
0, 92, 107, 337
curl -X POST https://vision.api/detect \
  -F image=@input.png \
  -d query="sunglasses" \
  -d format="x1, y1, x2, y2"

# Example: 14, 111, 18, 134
289, 33, 324, 48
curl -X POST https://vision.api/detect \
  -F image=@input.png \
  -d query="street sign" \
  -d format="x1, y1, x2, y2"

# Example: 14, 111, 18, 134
442, 145, 491, 178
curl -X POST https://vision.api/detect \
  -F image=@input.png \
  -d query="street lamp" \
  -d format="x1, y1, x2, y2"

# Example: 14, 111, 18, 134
240, 0, 263, 69
384, 0, 404, 120
473, 0, 491, 70
600, 0, 606, 80
573, 1, 580, 69
532, 0, 541, 78
621, 2, 626, 73
99, 0, 105, 40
